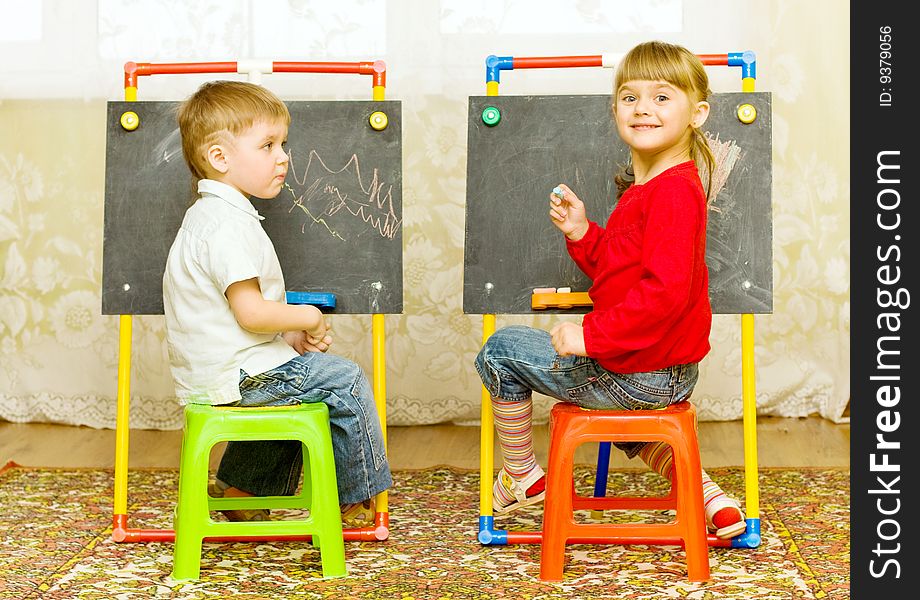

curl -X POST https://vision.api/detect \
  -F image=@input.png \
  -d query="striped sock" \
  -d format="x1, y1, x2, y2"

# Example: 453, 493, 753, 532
637, 441, 743, 531
491, 396, 540, 506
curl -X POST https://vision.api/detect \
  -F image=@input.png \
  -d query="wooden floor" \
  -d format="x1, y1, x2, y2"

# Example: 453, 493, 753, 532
1, 416, 849, 470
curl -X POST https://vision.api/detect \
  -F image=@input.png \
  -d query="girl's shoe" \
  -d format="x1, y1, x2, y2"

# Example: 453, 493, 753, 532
707, 498, 746, 539
492, 466, 546, 514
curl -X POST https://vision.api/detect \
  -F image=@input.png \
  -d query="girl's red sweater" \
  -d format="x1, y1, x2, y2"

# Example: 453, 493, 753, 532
566, 161, 712, 373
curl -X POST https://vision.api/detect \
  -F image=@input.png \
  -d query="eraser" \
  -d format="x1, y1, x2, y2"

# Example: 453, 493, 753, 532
286, 291, 336, 308
533, 287, 556, 294
555, 287, 571, 293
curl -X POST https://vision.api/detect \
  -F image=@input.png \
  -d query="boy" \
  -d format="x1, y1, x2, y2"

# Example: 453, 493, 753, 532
163, 80, 391, 523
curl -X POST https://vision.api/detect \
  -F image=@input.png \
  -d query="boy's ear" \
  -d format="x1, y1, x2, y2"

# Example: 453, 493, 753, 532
206, 144, 230, 174
691, 101, 711, 129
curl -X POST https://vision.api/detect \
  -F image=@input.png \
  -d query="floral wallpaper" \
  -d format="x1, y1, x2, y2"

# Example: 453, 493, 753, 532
0, 0, 849, 429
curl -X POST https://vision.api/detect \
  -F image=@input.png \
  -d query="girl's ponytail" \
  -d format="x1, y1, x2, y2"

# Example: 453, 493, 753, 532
691, 127, 716, 203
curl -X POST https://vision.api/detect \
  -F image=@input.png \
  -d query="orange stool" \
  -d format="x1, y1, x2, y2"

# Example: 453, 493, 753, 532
540, 401, 709, 581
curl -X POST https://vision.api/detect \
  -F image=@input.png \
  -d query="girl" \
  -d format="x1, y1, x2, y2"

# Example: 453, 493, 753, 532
474, 40, 745, 539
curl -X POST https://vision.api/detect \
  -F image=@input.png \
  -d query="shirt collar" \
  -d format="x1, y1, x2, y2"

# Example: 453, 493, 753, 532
197, 179, 265, 221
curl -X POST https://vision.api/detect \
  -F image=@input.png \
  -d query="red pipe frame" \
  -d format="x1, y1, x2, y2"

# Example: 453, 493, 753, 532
113, 513, 390, 543
505, 53, 729, 72
124, 60, 386, 89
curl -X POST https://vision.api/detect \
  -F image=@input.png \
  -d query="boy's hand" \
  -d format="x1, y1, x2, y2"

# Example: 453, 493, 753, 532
303, 305, 328, 340
283, 329, 333, 354
550, 321, 587, 357
549, 184, 589, 242
305, 329, 333, 352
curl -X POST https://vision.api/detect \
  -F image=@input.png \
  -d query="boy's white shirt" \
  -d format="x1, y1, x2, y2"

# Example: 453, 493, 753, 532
163, 179, 298, 405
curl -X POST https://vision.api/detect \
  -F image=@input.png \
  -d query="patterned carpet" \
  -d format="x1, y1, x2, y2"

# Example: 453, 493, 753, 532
0, 461, 848, 599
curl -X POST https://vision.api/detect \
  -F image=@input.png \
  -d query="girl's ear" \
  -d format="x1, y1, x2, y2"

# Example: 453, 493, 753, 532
691, 100, 711, 129
206, 144, 230, 174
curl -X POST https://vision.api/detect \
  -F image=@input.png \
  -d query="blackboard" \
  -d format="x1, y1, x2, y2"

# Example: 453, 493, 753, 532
102, 100, 403, 315
463, 92, 772, 315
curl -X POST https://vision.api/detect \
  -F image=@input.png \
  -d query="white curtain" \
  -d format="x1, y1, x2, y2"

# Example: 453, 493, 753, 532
0, 0, 849, 429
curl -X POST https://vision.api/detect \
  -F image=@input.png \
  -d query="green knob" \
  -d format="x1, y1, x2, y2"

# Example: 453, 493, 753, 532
482, 106, 501, 126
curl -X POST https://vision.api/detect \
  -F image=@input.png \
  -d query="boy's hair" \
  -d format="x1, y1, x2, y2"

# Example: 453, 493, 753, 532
612, 40, 716, 201
177, 80, 291, 180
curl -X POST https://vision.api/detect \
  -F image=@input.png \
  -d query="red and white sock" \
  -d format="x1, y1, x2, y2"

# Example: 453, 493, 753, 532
637, 441, 744, 535
492, 396, 543, 506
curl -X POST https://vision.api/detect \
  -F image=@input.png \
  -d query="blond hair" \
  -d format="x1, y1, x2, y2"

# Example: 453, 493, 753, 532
612, 40, 716, 200
177, 80, 291, 180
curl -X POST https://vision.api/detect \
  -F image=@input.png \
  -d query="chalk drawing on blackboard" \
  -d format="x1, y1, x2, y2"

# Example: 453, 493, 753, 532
705, 133, 744, 213
282, 149, 401, 241
282, 182, 347, 241
153, 128, 182, 166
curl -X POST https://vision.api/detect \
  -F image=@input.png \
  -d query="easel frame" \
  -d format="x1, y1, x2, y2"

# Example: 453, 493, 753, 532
474, 51, 764, 549
110, 59, 392, 544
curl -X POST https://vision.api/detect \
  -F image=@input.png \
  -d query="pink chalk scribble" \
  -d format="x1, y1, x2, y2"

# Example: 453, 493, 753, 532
705, 134, 744, 213
282, 150, 401, 241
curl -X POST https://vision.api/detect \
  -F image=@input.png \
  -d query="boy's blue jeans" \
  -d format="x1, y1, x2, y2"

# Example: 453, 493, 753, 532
474, 325, 698, 458
215, 352, 392, 505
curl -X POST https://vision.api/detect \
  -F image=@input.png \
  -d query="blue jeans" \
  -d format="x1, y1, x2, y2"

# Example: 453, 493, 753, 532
215, 352, 392, 505
474, 326, 698, 458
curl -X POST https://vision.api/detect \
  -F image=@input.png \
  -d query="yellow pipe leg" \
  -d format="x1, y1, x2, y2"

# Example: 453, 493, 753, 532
370, 77, 387, 521
114, 315, 132, 515
741, 314, 760, 520
480, 78, 498, 516
479, 314, 496, 516
372, 313, 388, 514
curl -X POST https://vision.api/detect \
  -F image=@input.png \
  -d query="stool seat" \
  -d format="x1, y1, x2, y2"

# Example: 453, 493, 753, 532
540, 401, 709, 581
171, 402, 346, 580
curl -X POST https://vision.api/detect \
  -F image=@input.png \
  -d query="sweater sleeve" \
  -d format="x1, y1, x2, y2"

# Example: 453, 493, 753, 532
565, 221, 605, 279
582, 178, 704, 360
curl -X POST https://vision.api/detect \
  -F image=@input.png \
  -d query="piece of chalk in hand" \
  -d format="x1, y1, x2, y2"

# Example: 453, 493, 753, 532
552, 186, 564, 198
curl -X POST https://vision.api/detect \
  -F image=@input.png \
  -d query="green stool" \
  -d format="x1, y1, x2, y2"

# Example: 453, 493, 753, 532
171, 403, 346, 580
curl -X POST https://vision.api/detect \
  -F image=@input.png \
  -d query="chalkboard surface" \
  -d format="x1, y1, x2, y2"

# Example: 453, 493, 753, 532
464, 92, 772, 315
102, 100, 403, 315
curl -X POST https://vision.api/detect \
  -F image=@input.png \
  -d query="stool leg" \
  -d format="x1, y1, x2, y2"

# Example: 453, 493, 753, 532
590, 442, 612, 518
299, 443, 313, 507
171, 434, 209, 580
541, 435, 576, 580
304, 427, 346, 578
672, 435, 710, 582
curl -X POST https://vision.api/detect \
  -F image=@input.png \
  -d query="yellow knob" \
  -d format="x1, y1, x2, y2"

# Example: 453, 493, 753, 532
737, 103, 756, 124
120, 111, 140, 131
369, 111, 388, 131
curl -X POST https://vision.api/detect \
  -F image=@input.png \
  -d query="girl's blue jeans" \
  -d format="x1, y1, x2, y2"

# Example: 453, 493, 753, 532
215, 352, 392, 505
474, 325, 698, 458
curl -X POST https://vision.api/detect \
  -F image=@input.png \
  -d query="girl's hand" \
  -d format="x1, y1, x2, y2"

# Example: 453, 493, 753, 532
550, 321, 587, 357
549, 184, 589, 241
